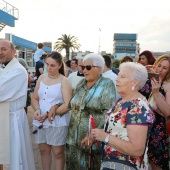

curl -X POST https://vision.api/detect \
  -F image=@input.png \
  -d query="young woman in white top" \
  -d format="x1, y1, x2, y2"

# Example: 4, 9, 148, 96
31, 51, 72, 170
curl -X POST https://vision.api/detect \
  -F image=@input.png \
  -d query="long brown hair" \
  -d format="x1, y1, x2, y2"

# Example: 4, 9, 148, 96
47, 51, 65, 76
138, 50, 156, 65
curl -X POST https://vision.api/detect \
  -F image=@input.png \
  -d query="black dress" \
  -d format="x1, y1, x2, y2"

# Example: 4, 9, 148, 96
140, 80, 169, 170
147, 85, 169, 170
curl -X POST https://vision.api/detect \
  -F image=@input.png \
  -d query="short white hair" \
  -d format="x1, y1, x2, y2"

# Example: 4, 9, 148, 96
83, 53, 105, 72
119, 62, 148, 89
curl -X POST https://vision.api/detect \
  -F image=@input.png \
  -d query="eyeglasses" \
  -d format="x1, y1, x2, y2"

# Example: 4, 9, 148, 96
81, 65, 99, 71
32, 123, 43, 134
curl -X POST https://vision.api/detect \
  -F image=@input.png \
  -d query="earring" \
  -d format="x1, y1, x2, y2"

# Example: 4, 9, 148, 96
132, 86, 134, 91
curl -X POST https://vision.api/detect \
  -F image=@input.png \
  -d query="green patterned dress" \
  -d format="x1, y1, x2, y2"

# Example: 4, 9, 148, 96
66, 76, 116, 170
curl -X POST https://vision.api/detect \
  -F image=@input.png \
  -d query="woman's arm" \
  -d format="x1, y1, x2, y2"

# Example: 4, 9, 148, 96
92, 125, 148, 157
31, 75, 42, 120
55, 77, 72, 114
47, 77, 72, 122
151, 79, 170, 117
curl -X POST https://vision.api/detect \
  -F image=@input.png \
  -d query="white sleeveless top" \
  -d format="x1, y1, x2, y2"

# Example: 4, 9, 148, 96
33, 81, 71, 127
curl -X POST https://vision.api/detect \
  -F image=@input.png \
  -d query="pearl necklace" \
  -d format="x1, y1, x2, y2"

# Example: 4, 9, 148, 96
48, 74, 59, 79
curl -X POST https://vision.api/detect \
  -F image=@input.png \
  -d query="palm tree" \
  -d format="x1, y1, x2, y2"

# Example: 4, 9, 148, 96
54, 34, 81, 59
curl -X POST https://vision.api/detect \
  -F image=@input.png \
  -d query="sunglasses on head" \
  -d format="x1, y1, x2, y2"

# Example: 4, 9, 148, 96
81, 65, 99, 71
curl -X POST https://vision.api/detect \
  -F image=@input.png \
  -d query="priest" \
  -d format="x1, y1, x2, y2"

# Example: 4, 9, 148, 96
0, 39, 35, 170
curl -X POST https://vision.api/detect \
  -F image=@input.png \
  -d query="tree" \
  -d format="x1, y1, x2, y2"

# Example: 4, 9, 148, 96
54, 34, 80, 59
112, 59, 120, 69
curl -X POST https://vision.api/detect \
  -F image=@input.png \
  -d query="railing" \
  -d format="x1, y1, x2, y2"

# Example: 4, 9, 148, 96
0, 22, 5, 31
0, 0, 19, 19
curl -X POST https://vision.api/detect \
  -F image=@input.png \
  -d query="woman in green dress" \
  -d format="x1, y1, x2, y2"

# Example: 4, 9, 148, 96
66, 53, 116, 170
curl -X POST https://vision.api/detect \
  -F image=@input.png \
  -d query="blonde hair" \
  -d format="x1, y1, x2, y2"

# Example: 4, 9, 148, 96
153, 54, 170, 81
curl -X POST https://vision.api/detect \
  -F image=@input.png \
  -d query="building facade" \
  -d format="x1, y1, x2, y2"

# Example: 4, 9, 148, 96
153, 51, 170, 59
113, 33, 140, 60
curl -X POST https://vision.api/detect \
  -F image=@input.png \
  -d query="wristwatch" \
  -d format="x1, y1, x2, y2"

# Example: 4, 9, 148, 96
104, 135, 110, 145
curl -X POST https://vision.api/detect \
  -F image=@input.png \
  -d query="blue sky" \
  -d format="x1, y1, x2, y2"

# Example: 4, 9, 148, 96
0, 0, 170, 55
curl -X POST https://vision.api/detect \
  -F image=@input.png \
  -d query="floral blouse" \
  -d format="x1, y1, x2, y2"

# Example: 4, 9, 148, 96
103, 98, 155, 170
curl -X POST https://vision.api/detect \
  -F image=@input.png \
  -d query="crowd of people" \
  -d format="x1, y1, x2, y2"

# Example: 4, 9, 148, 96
0, 39, 170, 170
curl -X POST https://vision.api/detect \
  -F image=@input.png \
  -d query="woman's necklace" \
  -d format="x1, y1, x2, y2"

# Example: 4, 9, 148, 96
48, 74, 59, 79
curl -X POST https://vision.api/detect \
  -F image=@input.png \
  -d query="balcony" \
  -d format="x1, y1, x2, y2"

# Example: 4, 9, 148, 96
0, 0, 19, 31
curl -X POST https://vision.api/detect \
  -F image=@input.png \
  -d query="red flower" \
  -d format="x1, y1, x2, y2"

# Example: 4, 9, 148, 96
121, 115, 126, 124
105, 145, 112, 154
117, 151, 122, 156
121, 108, 128, 115
164, 154, 168, 158
156, 125, 161, 130
152, 158, 158, 163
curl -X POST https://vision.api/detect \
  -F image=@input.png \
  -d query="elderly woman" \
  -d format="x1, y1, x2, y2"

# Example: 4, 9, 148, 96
147, 54, 170, 170
82, 62, 155, 170
66, 53, 116, 170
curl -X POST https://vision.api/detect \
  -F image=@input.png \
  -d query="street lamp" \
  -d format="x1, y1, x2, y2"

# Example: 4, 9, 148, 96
98, 28, 101, 54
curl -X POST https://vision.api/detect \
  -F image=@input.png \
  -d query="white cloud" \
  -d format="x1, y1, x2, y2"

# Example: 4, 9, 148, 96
0, 0, 170, 54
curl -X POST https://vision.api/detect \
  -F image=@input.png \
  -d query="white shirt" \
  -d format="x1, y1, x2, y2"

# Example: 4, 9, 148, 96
102, 70, 121, 102
33, 49, 45, 62
33, 81, 71, 127
0, 64, 3, 72
68, 71, 84, 90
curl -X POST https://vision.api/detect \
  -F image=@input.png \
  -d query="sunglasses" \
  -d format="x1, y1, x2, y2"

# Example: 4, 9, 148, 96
81, 65, 99, 71
33, 123, 43, 134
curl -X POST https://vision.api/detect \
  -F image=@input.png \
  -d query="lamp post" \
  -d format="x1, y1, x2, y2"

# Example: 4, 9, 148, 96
98, 28, 101, 54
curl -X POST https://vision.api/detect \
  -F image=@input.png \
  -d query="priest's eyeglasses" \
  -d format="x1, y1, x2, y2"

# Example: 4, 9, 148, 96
32, 123, 43, 134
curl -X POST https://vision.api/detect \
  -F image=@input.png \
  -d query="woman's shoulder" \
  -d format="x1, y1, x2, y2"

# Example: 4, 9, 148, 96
100, 76, 114, 84
130, 97, 150, 109
163, 80, 170, 90
59, 75, 69, 84
61, 75, 73, 87
60, 74, 68, 81
37, 74, 46, 83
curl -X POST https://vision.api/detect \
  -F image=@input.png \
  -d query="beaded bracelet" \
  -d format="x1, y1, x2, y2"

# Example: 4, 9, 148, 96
56, 102, 64, 107
35, 107, 40, 111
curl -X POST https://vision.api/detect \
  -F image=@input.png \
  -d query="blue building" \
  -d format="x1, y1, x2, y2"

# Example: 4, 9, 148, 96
5, 33, 51, 67
0, 0, 52, 67
0, 1, 51, 68
113, 33, 140, 60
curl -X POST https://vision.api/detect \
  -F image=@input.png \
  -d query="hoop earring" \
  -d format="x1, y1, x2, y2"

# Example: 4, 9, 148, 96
132, 86, 134, 91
